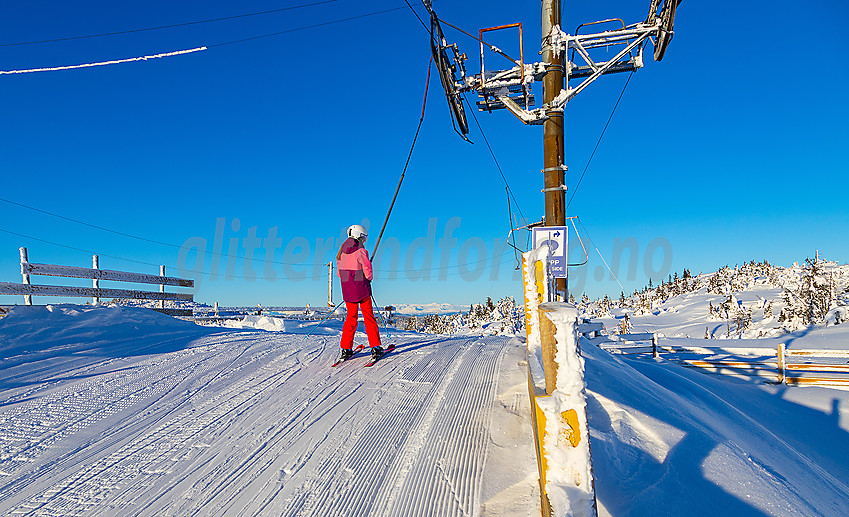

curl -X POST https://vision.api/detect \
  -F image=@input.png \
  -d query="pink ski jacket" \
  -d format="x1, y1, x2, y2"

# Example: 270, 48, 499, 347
336, 237, 373, 303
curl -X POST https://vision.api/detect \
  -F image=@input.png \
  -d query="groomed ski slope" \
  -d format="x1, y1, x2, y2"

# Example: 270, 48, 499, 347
0, 305, 540, 516
3, 303, 849, 516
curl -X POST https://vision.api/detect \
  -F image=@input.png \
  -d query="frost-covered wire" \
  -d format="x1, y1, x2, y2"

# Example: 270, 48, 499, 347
0, 47, 207, 75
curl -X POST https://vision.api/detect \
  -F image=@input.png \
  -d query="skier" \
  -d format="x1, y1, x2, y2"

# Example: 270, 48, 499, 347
336, 224, 384, 362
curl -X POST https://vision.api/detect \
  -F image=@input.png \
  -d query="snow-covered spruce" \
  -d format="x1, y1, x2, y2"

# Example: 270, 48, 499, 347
403, 296, 524, 336
580, 257, 849, 337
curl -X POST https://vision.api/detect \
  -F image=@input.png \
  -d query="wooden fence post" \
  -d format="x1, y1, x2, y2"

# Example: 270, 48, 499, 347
652, 334, 659, 358
539, 303, 559, 394
777, 343, 786, 384
92, 255, 100, 304
19, 247, 32, 306
159, 265, 166, 309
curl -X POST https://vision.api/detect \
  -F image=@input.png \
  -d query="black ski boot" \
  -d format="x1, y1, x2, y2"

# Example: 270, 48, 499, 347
340, 348, 354, 361
370, 346, 384, 361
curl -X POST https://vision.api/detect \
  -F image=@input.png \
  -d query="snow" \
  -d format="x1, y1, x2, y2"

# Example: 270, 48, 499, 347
222, 314, 288, 331
1, 259, 848, 516
524, 245, 551, 393
0, 304, 540, 516
585, 344, 849, 516
393, 303, 468, 315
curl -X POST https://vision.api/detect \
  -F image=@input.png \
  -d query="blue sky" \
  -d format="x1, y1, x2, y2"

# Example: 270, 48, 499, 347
1, 0, 847, 308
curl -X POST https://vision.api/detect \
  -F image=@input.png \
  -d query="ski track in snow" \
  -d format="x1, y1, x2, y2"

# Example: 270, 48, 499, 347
0, 327, 518, 516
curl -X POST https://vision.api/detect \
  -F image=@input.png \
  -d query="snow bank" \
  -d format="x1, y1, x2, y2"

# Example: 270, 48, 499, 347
584, 340, 849, 516
0, 304, 211, 357
222, 315, 287, 332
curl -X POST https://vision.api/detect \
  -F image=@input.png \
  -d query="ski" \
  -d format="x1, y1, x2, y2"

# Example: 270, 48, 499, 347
364, 344, 395, 367
331, 344, 365, 367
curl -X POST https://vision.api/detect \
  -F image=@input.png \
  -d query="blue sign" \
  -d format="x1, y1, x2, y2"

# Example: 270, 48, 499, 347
532, 226, 568, 278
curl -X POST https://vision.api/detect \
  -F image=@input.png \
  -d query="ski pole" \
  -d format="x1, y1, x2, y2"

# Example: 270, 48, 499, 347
371, 295, 392, 342
303, 301, 344, 339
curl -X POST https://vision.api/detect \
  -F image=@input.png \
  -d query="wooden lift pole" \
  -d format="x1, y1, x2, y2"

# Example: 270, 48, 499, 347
542, 0, 567, 299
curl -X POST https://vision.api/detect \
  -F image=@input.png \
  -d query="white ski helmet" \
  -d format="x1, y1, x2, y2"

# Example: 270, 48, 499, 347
347, 224, 368, 241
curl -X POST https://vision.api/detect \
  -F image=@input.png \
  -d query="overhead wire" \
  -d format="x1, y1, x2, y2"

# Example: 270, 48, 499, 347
1, 1, 515, 280
0, 196, 312, 266
1, 3, 426, 73
573, 217, 628, 299
0, 48, 207, 75
0, 225, 517, 281
207, 5, 413, 48
0, 0, 339, 47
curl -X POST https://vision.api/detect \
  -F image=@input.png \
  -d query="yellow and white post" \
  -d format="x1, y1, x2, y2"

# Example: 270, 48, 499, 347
523, 245, 596, 517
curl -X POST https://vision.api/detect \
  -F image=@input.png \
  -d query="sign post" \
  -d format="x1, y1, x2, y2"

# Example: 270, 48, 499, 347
532, 225, 568, 282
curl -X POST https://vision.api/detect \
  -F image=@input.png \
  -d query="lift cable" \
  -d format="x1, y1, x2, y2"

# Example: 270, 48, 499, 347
402, 0, 429, 32
462, 94, 526, 222
567, 71, 634, 209
370, 57, 432, 258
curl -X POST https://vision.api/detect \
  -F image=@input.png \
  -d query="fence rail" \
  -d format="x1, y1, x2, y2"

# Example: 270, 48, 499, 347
21, 262, 192, 287
0, 282, 193, 301
0, 247, 194, 315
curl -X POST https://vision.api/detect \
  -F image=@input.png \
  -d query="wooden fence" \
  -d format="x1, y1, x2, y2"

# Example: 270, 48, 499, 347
661, 344, 849, 387
578, 323, 849, 387
0, 247, 194, 316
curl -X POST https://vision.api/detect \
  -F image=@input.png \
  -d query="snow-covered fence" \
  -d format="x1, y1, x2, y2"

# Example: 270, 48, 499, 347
523, 246, 597, 517
0, 247, 194, 316
577, 320, 603, 338
598, 332, 659, 358
660, 344, 849, 387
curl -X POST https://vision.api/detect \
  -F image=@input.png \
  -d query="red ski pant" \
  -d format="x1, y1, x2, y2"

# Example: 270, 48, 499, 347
341, 296, 382, 349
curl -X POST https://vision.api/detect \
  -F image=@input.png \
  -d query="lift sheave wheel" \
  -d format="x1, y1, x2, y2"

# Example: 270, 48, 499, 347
654, 0, 681, 61
427, 9, 470, 139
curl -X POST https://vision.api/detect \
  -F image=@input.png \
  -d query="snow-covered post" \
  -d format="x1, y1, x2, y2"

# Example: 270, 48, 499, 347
92, 255, 100, 305
524, 245, 595, 516
536, 302, 597, 517
524, 245, 551, 393
159, 265, 166, 309
777, 343, 786, 384
523, 245, 551, 515
327, 262, 333, 307
19, 247, 32, 306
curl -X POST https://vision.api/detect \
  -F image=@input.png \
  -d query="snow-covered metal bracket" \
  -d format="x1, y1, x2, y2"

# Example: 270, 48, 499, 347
547, 20, 658, 111
462, 0, 681, 125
